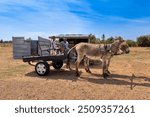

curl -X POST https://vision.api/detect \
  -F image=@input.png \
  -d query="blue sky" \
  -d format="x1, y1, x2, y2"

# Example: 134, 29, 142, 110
0, 0, 150, 40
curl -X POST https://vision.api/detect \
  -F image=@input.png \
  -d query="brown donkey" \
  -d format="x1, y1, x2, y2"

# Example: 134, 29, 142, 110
66, 39, 130, 79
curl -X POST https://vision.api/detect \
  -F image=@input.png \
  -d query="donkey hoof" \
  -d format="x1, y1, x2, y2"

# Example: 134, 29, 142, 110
86, 70, 92, 73
69, 68, 72, 70
76, 73, 80, 77
88, 70, 92, 73
104, 70, 111, 76
107, 70, 111, 74
106, 71, 111, 76
103, 73, 108, 79
72, 78, 78, 82
85, 68, 89, 73
66, 66, 72, 70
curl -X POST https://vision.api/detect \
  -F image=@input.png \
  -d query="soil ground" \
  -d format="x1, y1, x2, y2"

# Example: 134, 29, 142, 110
0, 45, 150, 100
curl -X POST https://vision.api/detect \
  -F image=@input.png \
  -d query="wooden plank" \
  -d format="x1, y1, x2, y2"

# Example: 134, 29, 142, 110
23, 55, 66, 62
13, 39, 31, 59
13, 45, 31, 49
39, 46, 50, 50
12, 37, 25, 44
38, 36, 51, 56
13, 50, 31, 53
13, 53, 31, 59
31, 40, 38, 55
13, 52, 31, 55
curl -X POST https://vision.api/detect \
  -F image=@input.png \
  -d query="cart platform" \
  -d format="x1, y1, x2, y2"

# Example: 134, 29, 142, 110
22, 55, 66, 62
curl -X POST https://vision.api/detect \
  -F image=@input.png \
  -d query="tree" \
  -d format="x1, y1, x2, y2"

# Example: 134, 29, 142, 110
101, 34, 105, 43
105, 36, 114, 44
137, 36, 150, 47
115, 36, 123, 41
89, 34, 97, 43
0, 39, 3, 43
126, 40, 137, 47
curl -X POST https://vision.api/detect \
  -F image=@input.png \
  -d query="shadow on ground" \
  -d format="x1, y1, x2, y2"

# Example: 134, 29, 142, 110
80, 73, 150, 88
25, 68, 77, 81
25, 68, 150, 88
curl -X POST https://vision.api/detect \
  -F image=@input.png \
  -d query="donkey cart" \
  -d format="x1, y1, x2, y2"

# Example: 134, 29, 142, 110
13, 34, 90, 76
22, 54, 66, 76
13, 36, 68, 76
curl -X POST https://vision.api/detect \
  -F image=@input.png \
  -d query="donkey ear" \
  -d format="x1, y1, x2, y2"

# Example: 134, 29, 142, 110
113, 39, 118, 42
119, 39, 124, 43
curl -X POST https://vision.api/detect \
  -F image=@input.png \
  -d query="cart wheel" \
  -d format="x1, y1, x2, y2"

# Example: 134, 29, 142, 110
52, 60, 63, 69
35, 61, 49, 76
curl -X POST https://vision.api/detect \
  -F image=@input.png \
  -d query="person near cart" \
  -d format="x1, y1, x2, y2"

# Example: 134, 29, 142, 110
49, 36, 60, 55
61, 38, 70, 54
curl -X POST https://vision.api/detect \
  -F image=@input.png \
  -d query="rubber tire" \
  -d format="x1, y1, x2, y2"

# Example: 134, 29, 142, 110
35, 61, 49, 76
52, 60, 63, 70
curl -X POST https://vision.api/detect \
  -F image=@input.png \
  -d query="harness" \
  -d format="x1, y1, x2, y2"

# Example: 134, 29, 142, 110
97, 44, 112, 59
100, 43, 120, 57
110, 43, 121, 55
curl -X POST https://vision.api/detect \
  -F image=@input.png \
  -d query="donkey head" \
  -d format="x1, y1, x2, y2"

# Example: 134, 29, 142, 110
119, 40, 130, 54
111, 39, 130, 55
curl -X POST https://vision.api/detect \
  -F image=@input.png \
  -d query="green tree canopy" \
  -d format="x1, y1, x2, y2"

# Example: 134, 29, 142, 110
137, 36, 150, 47
126, 40, 137, 47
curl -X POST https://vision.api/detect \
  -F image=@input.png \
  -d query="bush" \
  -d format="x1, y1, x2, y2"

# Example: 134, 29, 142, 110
137, 36, 150, 47
105, 37, 114, 44
126, 40, 137, 47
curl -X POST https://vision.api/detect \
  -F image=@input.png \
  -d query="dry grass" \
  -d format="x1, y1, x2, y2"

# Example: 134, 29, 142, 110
0, 43, 12, 47
0, 46, 150, 100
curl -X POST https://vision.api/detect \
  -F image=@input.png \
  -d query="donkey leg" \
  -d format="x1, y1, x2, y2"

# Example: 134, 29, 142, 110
76, 61, 80, 76
66, 62, 72, 70
102, 61, 108, 79
106, 70, 111, 76
83, 56, 88, 72
75, 57, 82, 77
86, 58, 91, 73
84, 58, 89, 73
84, 57, 91, 73
105, 59, 111, 76
106, 57, 112, 76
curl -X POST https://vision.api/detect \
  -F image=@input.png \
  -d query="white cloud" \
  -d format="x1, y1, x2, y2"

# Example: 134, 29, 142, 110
0, 0, 92, 40
0, 0, 150, 40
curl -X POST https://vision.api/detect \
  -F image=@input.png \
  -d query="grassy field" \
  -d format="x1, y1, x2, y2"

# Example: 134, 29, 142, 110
0, 45, 150, 100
